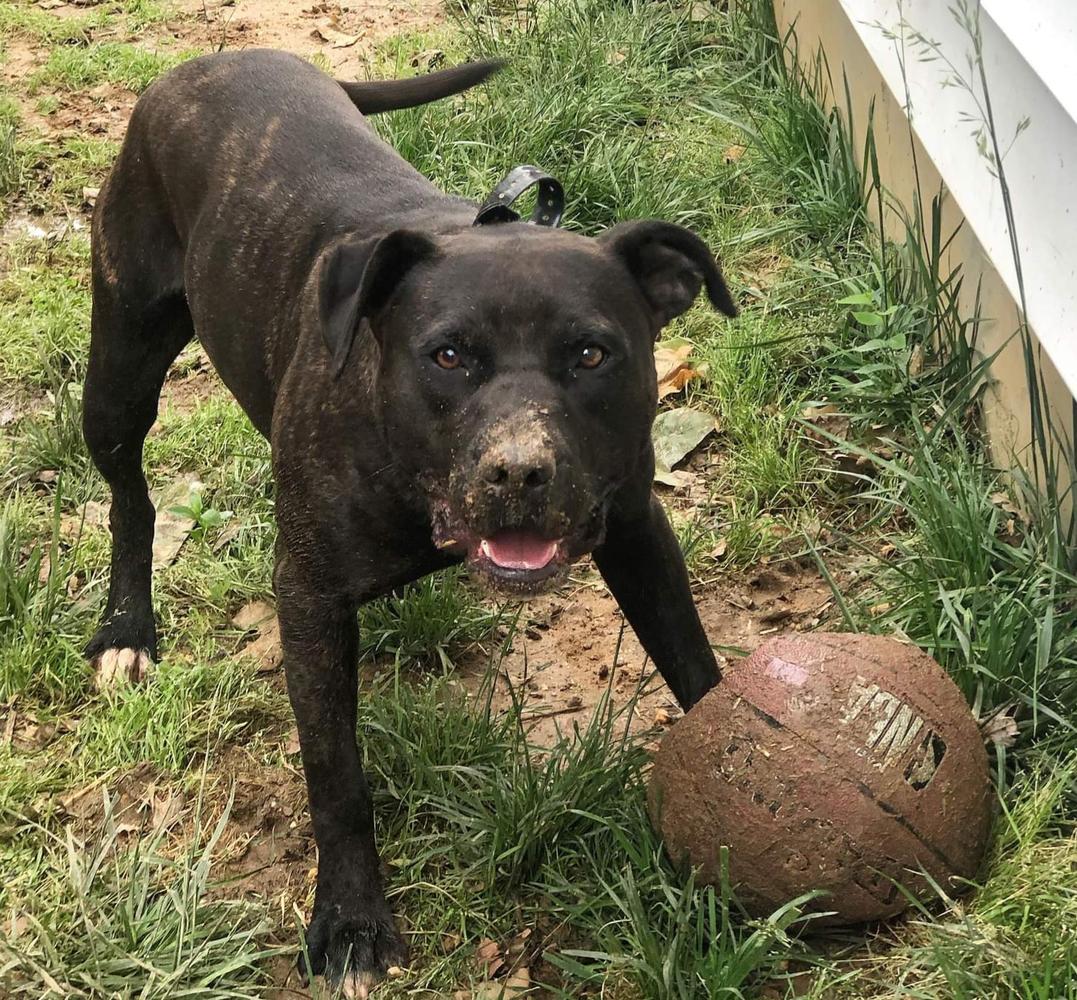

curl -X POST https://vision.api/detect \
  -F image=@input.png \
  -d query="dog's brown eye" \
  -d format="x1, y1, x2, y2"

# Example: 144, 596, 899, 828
578, 345, 606, 370
433, 346, 462, 370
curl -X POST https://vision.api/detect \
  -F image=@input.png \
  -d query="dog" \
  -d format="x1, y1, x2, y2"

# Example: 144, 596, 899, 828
84, 49, 736, 996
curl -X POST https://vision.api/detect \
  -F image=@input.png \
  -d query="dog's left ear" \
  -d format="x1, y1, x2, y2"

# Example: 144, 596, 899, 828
320, 229, 438, 377
599, 220, 737, 331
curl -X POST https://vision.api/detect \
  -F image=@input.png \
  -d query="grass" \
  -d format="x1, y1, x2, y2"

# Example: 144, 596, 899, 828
0, 0, 1073, 996
0, 788, 284, 997
28, 41, 195, 96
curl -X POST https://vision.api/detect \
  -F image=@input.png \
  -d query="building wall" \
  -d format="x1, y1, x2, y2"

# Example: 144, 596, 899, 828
772, 0, 1075, 482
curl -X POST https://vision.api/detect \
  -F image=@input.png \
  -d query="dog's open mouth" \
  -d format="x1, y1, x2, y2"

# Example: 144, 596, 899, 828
431, 507, 569, 593
479, 529, 561, 571
474, 529, 565, 588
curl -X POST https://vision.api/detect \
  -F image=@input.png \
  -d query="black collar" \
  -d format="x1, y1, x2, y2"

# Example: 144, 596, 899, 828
473, 165, 564, 228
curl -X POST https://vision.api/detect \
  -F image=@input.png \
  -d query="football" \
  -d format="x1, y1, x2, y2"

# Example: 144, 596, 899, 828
649, 632, 993, 925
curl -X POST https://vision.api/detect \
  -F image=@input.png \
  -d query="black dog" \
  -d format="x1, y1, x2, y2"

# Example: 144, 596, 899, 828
84, 50, 736, 995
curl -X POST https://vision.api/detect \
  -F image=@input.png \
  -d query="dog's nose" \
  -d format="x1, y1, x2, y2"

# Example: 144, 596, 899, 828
482, 453, 555, 490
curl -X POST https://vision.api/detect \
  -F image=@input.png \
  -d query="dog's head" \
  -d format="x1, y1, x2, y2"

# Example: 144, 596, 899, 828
319, 221, 736, 594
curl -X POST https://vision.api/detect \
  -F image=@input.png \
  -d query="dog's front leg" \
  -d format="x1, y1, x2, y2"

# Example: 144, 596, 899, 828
275, 549, 405, 998
593, 494, 720, 711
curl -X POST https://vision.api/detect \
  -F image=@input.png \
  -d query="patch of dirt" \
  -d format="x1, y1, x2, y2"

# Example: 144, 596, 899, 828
159, 349, 224, 417
45, 81, 138, 142
230, 561, 834, 751
166, 0, 446, 72
57, 760, 173, 839
457, 561, 835, 747
0, 35, 49, 132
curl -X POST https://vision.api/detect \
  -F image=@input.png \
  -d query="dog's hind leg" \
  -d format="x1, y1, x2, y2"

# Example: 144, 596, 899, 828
83, 205, 192, 689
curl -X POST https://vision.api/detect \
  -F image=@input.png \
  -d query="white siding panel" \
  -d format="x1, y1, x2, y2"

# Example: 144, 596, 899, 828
836, 0, 1077, 399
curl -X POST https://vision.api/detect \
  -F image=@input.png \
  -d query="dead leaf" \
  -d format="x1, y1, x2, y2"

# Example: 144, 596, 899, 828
82, 186, 100, 207
441, 931, 462, 954
473, 976, 529, 1000
653, 707, 678, 726
235, 617, 282, 673
654, 340, 702, 400
652, 407, 716, 486
979, 702, 1019, 747
150, 478, 200, 569
723, 143, 746, 163
801, 403, 851, 441
506, 928, 531, 958
232, 600, 275, 631
311, 24, 359, 47
710, 537, 728, 560
689, 1, 714, 21
606, 49, 626, 65
907, 343, 924, 377
149, 789, 185, 832
653, 468, 695, 490
507, 967, 530, 990
867, 602, 892, 617
411, 48, 444, 70
7, 913, 29, 938
989, 491, 1029, 523
475, 937, 503, 978
211, 519, 243, 552
284, 728, 301, 755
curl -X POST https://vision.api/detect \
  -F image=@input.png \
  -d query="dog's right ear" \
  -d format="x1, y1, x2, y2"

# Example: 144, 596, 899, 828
319, 229, 437, 377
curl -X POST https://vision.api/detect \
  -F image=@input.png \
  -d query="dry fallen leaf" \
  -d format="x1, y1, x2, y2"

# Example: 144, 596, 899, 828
232, 600, 276, 631
653, 407, 716, 486
473, 974, 529, 1000
979, 702, 1020, 747
149, 788, 185, 832
801, 403, 851, 441
710, 537, 728, 560
241, 619, 282, 672
654, 340, 702, 400
411, 48, 444, 70
474, 937, 503, 979
311, 24, 360, 47
82, 186, 100, 207
150, 478, 200, 569
723, 143, 747, 163
653, 707, 679, 726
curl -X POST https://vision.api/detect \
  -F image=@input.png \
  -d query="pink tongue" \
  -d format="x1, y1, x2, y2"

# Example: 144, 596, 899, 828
480, 532, 559, 571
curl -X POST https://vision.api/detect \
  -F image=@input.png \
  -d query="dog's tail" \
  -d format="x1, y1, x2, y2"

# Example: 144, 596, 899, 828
337, 59, 504, 115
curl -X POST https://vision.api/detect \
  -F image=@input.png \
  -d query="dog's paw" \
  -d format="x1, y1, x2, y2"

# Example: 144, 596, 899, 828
299, 902, 408, 998
91, 647, 155, 690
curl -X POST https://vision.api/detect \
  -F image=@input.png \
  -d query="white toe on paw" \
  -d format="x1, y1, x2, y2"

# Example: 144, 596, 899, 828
93, 647, 155, 690
341, 970, 378, 999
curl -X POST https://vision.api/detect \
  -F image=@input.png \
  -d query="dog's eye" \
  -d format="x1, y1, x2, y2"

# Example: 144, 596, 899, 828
577, 345, 607, 370
432, 346, 462, 370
